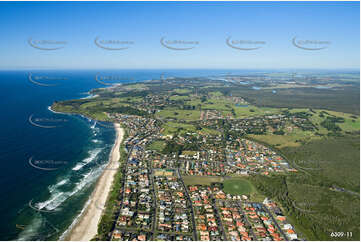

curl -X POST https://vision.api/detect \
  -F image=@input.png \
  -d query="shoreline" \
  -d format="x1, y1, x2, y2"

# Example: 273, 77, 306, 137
62, 123, 124, 241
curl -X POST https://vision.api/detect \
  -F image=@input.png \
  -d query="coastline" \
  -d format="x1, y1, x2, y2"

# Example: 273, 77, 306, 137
63, 123, 124, 241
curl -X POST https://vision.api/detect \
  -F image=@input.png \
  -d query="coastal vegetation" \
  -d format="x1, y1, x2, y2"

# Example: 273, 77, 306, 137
249, 135, 360, 241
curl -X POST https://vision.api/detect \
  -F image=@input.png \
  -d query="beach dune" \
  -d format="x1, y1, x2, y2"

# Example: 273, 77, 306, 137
65, 123, 124, 241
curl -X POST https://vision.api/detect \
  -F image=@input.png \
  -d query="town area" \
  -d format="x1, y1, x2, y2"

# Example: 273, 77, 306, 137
107, 113, 301, 241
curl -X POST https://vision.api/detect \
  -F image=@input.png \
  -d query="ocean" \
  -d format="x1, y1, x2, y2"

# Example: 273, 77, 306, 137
0, 69, 259, 240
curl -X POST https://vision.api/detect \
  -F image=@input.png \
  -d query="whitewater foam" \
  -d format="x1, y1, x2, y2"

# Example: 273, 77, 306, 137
48, 178, 69, 193
72, 148, 102, 171
16, 214, 43, 241
35, 165, 105, 212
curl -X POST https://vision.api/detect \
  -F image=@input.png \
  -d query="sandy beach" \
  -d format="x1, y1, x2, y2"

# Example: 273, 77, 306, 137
64, 123, 124, 241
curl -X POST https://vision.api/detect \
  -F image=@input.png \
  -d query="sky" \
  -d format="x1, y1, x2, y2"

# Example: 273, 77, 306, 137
0, 1, 359, 70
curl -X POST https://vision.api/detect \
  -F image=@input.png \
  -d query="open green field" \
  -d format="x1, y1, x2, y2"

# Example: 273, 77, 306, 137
322, 110, 360, 132
156, 109, 201, 121
223, 178, 254, 195
182, 176, 224, 185
288, 108, 360, 134
248, 107, 359, 148
231, 85, 360, 115
234, 105, 280, 118
249, 129, 319, 148
52, 93, 149, 121
169, 95, 191, 101
173, 88, 192, 94
161, 121, 196, 136
223, 178, 265, 202
122, 83, 148, 90
186, 98, 234, 111
146, 140, 166, 152
198, 127, 221, 135
209, 91, 223, 97
52, 101, 111, 121
181, 150, 198, 156
184, 95, 283, 119
161, 121, 220, 136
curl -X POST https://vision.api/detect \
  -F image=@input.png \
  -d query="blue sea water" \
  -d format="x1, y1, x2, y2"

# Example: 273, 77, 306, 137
0, 69, 260, 240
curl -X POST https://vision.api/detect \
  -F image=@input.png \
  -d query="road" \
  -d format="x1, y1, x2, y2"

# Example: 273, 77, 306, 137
261, 203, 288, 240
110, 142, 133, 240
210, 195, 228, 240
237, 201, 257, 240
149, 163, 157, 239
177, 168, 198, 241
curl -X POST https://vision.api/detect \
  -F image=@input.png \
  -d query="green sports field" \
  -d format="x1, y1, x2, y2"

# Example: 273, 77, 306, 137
223, 178, 254, 195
